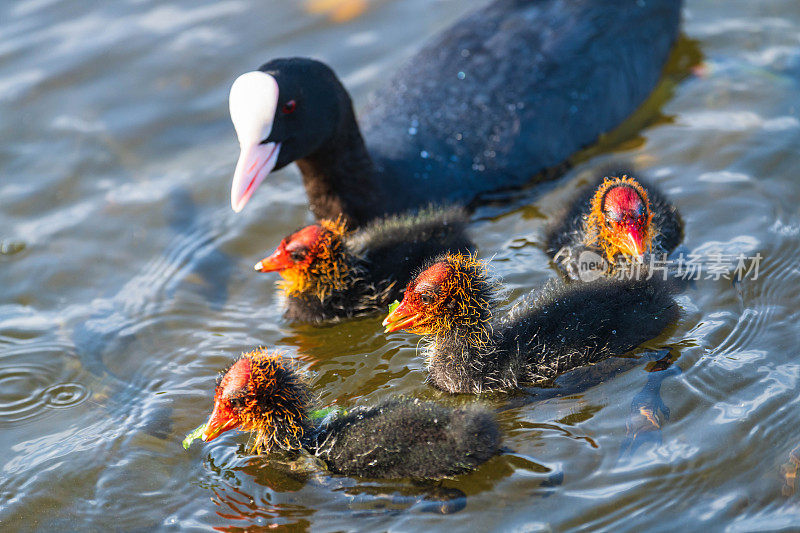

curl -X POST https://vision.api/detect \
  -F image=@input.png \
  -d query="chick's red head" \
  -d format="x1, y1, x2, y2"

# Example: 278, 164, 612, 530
202, 350, 309, 454
586, 176, 654, 261
383, 253, 494, 342
255, 217, 350, 300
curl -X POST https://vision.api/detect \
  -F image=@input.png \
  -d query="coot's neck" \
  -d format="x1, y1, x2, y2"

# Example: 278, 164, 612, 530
426, 322, 494, 394
427, 313, 530, 393
296, 107, 386, 228
283, 257, 393, 322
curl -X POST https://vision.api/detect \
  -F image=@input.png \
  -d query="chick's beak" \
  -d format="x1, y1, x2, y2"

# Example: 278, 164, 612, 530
255, 245, 292, 272
201, 400, 239, 442
620, 225, 647, 257
382, 299, 423, 333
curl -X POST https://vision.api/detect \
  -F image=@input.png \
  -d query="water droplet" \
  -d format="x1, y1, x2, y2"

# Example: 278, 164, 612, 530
460, 49, 470, 58
408, 126, 417, 135
454, 132, 463, 141
457, 71, 466, 80
420, 150, 429, 159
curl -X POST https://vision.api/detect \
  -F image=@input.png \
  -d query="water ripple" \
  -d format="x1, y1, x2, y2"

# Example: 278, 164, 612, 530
41, 383, 88, 409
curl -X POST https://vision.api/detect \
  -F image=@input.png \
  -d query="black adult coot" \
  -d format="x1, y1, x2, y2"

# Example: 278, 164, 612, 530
545, 174, 683, 280
382, 253, 679, 394
254, 206, 472, 323
197, 349, 500, 479
229, 0, 683, 226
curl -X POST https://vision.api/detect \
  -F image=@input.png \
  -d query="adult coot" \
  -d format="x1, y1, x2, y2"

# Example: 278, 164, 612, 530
229, 0, 683, 226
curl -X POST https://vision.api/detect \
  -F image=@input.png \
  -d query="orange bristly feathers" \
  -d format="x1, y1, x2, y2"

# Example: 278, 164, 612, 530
278, 216, 352, 301
584, 176, 654, 262
238, 350, 310, 454
430, 253, 495, 350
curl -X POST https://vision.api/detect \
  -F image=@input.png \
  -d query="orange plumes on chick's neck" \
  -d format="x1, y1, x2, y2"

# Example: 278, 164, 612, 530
257, 217, 352, 302
202, 350, 310, 455
584, 176, 654, 262
384, 253, 495, 348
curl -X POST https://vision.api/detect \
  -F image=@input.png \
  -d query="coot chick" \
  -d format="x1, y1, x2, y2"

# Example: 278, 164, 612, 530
545, 175, 683, 280
382, 253, 679, 394
228, 0, 683, 225
255, 206, 472, 323
199, 349, 500, 479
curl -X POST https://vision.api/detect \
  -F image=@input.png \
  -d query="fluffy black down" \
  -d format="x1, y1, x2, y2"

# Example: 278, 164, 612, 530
283, 205, 473, 322
501, 275, 680, 384
307, 397, 500, 479
427, 275, 680, 393
545, 174, 683, 279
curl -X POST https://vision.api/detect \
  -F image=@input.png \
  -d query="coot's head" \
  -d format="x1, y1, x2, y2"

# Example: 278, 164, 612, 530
585, 176, 654, 261
229, 58, 350, 212
383, 253, 495, 341
255, 217, 351, 300
202, 349, 310, 453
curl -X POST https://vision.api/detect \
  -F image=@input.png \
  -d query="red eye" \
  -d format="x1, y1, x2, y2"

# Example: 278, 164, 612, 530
282, 100, 297, 114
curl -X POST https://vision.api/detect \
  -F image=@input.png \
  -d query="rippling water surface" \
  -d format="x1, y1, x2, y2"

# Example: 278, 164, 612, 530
2, 0, 800, 530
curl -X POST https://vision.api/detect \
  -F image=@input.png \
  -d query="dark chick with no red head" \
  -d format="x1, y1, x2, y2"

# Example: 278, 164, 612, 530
255, 206, 473, 323
199, 349, 500, 479
545, 174, 683, 280
383, 253, 679, 394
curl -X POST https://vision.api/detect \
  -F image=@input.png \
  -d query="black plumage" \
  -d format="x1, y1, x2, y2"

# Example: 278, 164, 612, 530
384, 254, 680, 394
545, 174, 683, 280
198, 350, 500, 480
310, 398, 500, 479
259, 206, 473, 323
230, 0, 683, 225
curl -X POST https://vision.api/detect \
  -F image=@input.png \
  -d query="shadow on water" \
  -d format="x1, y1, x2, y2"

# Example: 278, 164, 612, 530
163, 187, 234, 311
499, 348, 680, 411
200, 417, 565, 526
69, 186, 236, 438
205, 452, 469, 527
618, 354, 682, 461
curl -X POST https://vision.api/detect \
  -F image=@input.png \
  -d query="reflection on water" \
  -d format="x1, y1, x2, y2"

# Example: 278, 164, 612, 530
2, 0, 800, 530
781, 444, 800, 497
618, 352, 682, 460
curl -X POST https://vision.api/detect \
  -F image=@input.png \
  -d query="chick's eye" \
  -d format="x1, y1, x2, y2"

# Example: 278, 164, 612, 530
282, 100, 297, 114
419, 293, 434, 305
229, 396, 246, 410
289, 249, 306, 262
225, 391, 248, 410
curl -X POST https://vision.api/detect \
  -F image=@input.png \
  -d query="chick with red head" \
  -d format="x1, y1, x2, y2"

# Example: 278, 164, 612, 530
384, 253, 679, 393
193, 349, 501, 479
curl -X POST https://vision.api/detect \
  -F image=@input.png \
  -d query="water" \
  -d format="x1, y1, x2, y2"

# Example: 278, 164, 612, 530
2, 0, 800, 530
